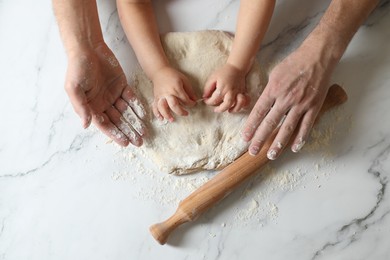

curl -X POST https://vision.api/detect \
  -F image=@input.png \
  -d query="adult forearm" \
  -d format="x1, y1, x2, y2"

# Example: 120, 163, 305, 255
301, 0, 379, 66
52, 0, 104, 55
227, 0, 275, 74
117, 0, 169, 78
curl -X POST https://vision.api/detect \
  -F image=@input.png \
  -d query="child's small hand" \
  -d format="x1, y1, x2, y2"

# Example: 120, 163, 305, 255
151, 66, 198, 122
203, 63, 250, 113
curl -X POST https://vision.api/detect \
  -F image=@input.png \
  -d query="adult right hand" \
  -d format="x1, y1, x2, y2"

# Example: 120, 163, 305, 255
65, 42, 147, 147
242, 39, 337, 159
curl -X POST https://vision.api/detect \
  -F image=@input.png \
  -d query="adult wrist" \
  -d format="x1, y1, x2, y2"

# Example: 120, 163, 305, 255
301, 22, 348, 68
65, 38, 105, 58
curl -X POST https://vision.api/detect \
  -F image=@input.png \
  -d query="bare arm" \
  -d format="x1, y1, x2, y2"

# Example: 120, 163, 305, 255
228, 0, 275, 74
53, 0, 104, 56
117, 0, 197, 122
243, 0, 380, 158
203, 0, 275, 113
53, 0, 147, 147
116, 0, 168, 78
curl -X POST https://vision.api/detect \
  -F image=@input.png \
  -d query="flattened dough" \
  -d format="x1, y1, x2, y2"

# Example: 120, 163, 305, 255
132, 30, 265, 175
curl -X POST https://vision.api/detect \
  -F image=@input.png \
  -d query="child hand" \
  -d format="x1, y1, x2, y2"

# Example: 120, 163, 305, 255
203, 63, 250, 113
151, 66, 198, 122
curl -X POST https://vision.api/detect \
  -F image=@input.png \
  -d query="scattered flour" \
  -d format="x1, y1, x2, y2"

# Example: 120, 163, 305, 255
131, 31, 265, 175
107, 94, 351, 228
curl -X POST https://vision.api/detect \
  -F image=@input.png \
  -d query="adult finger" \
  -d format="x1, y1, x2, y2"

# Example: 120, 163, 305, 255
241, 95, 274, 142
248, 104, 286, 156
65, 82, 92, 128
291, 108, 319, 153
157, 98, 174, 122
121, 86, 147, 120
92, 113, 130, 147
266, 108, 302, 160
114, 98, 147, 137
214, 92, 234, 113
166, 96, 188, 116
105, 106, 143, 147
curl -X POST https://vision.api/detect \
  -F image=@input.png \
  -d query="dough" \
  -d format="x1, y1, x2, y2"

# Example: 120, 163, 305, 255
132, 30, 265, 175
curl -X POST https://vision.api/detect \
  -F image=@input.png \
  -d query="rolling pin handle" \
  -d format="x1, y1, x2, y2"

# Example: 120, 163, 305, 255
149, 208, 192, 245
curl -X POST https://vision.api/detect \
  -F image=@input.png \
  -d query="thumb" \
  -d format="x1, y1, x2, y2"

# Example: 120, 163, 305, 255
65, 82, 92, 128
181, 77, 198, 105
203, 77, 216, 99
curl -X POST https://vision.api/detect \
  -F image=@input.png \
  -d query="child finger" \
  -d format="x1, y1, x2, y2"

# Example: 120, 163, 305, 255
182, 77, 198, 103
166, 96, 188, 116
204, 86, 224, 106
176, 88, 196, 107
243, 94, 251, 107
202, 78, 216, 99
214, 92, 235, 113
152, 101, 163, 120
157, 98, 174, 122
229, 93, 247, 113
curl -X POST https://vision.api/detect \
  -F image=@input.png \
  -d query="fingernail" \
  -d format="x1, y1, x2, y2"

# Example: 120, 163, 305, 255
267, 149, 277, 160
292, 139, 305, 153
95, 115, 104, 124
83, 115, 92, 129
249, 146, 259, 156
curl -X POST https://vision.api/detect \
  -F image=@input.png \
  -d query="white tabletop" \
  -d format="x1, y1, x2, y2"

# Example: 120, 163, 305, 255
1, 0, 389, 259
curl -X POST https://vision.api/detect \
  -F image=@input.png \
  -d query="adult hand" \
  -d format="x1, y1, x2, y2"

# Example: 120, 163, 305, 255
203, 63, 250, 113
242, 42, 336, 159
65, 42, 147, 147
151, 66, 197, 122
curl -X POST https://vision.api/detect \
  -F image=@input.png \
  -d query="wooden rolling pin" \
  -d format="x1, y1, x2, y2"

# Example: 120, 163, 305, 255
150, 84, 348, 245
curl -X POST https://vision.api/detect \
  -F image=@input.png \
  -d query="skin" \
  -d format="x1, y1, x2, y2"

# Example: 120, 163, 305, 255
117, 0, 197, 122
52, 0, 147, 147
204, 0, 275, 113
117, 0, 275, 120
242, 0, 380, 159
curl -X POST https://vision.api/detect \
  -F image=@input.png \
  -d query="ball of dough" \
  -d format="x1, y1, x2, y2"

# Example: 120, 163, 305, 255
132, 30, 265, 175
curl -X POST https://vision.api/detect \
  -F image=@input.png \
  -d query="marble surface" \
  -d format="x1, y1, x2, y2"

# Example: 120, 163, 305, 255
1, 0, 390, 259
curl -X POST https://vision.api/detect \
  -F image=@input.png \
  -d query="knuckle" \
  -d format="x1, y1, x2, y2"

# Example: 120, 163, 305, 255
65, 82, 79, 92
254, 107, 267, 119
225, 97, 234, 104
252, 138, 264, 147
283, 123, 295, 134
170, 98, 179, 107
264, 117, 277, 129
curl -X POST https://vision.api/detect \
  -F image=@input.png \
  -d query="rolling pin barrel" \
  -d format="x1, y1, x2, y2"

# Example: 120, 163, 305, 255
150, 84, 348, 245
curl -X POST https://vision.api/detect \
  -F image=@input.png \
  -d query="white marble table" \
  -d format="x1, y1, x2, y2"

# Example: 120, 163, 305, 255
1, 0, 390, 259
